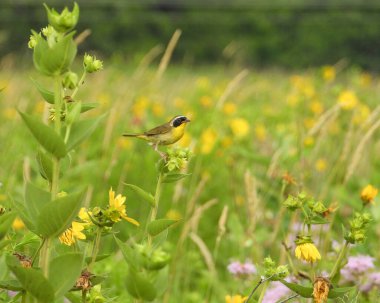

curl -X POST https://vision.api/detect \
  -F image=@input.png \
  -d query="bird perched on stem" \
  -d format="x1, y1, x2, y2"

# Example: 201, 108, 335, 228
123, 115, 191, 157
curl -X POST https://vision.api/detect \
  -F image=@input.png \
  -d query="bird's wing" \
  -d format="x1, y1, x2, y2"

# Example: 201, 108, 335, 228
144, 122, 172, 136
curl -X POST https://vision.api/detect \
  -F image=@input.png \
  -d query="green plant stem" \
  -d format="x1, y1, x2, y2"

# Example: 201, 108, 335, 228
39, 237, 51, 276
329, 241, 349, 279
39, 76, 62, 278
82, 289, 87, 303
71, 71, 87, 99
64, 124, 72, 144
257, 280, 269, 303
89, 227, 102, 270
147, 171, 163, 246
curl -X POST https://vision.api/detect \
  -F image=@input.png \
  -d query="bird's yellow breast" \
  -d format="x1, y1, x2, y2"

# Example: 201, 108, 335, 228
159, 123, 186, 145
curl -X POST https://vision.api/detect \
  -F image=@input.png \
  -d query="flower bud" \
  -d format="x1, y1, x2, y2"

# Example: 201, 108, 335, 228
83, 54, 103, 73
62, 71, 79, 89
28, 33, 38, 49
44, 2, 79, 33
312, 201, 328, 214
283, 195, 301, 210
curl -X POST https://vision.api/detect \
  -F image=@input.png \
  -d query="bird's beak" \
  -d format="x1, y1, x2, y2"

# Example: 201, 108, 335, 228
185, 118, 191, 123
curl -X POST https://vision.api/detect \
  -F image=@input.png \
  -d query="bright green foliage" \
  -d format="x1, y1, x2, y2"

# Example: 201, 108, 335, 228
48, 253, 84, 297
19, 112, 67, 158
36, 191, 84, 237
147, 219, 179, 237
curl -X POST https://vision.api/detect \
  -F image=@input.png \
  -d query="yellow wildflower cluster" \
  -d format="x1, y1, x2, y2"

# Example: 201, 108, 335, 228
225, 295, 247, 303
108, 188, 139, 225
59, 221, 86, 246
295, 236, 321, 263
322, 65, 336, 82
200, 127, 217, 154
361, 184, 378, 205
337, 90, 358, 110
229, 118, 250, 138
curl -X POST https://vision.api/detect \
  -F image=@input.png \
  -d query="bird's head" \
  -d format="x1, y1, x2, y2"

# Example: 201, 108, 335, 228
170, 115, 191, 127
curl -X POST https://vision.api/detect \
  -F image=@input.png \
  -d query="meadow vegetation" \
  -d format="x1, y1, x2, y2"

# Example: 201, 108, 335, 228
0, 3, 380, 303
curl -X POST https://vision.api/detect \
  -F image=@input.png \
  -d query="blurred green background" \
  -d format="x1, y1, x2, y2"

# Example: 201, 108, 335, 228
1, 0, 380, 69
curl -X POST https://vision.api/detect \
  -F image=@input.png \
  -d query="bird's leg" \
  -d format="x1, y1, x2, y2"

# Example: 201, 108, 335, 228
152, 142, 167, 159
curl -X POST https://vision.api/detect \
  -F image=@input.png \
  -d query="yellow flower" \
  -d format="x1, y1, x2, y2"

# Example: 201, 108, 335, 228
315, 158, 327, 172
200, 95, 213, 108
12, 217, 25, 230
166, 209, 182, 221
310, 100, 324, 115
353, 104, 370, 125
254, 124, 266, 141
196, 76, 210, 90
152, 102, 165, 117
229, 118, 250, 138
303, 118, 316, 129
3, 108, 17, 120
295, 236, 321, 263
225, 295, 248, 303
322, 65, 336, 82
304, 136, 314, 147
174, 97, 185, 109
200, 127, 217, 154
132, 96, 149, 118
221, 136, 233, 148
338, 90, 358, 110
223, 102, 237, 115
286, 93, 299, 107
359, 72, 372, 87
78, 207, 93, 225
108, 188, 139, 226
117, 137, 134, 150
59, 222, 86, 246
361, 184, 378, 204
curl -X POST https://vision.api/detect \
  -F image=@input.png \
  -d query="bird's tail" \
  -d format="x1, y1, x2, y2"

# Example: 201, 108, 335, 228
122, 133, 147, 140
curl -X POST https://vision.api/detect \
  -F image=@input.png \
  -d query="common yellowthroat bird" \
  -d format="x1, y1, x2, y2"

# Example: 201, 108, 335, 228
123, 115, 191, 156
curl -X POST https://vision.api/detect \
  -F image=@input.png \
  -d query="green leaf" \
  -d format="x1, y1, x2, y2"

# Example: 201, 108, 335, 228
66, 101, 82, 125
125, 269, 157, 301
147, 219, 179, 237
36, 150, 53, 181
0, 279, 23, 291
33, 31, 77, 76
7, 263, 55, 303
162, 173, 191, 183
0, 212, 17, 240
19, 112, 66, 158
30, 78, 55, 104
328, 286, 354, 298
309, 215, 329, 225
36, 190, 84, 238
24, 183, 51, 222
11, 200, 36, 233
280, 280, 313, 298
49, 252, 83, 298
84, 254, 110, 265
114, 236, 139, 271
81, 103, 98, 113
66, 114, 106, 152
124, 184, 155, 207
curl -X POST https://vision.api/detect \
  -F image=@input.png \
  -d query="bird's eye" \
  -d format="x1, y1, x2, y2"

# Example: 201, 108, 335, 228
173, 118, 182, 127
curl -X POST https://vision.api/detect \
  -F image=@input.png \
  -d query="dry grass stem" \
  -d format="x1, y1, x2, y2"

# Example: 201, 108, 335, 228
156, 29, 182, 80
345, 118, 380, 183
189, 232, 216, 275
133, 45, 164, 79
74, 29, 91, 45
216, 69, 249, 110
307, 104, 340, 137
